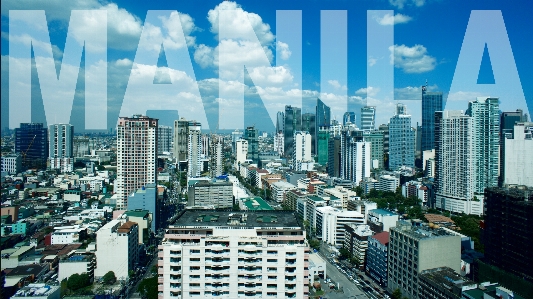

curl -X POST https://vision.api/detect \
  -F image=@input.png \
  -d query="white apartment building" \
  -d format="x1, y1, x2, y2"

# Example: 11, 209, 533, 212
340, 126, 371, 186
48, 124, 74, 173
343, 224, 373, 264
315, 206, 366, 245
503, 122, 533, 187
323, 186, 357, 210
367, 209, 398, 232
188, 123, 203, 177
1, 154, 21, 174
51, 226, 86, 244
273, 132, 284, 156
271, 181, 297, 203
379, 175, 400, 192
293, 131, 312, 171
158, 211, 310, 299
235, 139, 248, 169
116, 115, 158, 209
211, 137, 223, 177
58, 253, 96, 282
94, 220, 139, 280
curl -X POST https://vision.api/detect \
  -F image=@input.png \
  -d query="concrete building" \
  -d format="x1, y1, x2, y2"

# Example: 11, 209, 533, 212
284, 105, 302, 159
235, 139, 248, 169
388, 221, 461, 299
231, 129, 243, 153
379, 174, 400, 192
378, 124, 389, 156
502, 122, 533, 187
11, 284, 60, 299
51, 226, 87, 244
174, 118, 190, 165
293, 131, 313, 171
340, 125, 371, 186
124, 209, 153, 244
343, 224, 373, 266
271, 181, 297, 203
364, 131, 384, 169
302, 113, 316, 155
47, 129, 75, 174
315, 206, 366, 245
308, 253, 326, 281
315, 99, 331, 154
188, 181, 233, 209
158, 210, 309, 299
237, 197, 274, 211
158, 125, 173, 154
389, 104, 415, 170
15, 123, 48, 169
361, 106, 376, 131
273, 132, 284, 156
1, 154, 21, 174
365, 231, 389, 286
95, 220, 139, 280
116, 115, 158, 209
127, 184, 157, 232
188, 122, 203, 177
210, 136, 223, 177
58, 253, 96, 282
418, 267, 476, 299
367, 209, 399, 233
327, 135, 341, 178
323, 186, 357, 210
244, 126, 259, 164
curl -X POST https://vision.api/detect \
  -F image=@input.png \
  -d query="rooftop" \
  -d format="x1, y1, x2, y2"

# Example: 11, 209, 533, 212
372, 231, 390, 245
124, 209, 150, 218
12, 284, 59, 298
172, 210, 301, 228
369, 209, 396, 216
240, 197, 274, 211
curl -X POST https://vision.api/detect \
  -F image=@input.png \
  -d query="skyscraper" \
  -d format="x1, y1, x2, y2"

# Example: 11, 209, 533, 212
276, 111, 285, 133
244, 126, 259, 164
157, 125, 172, 154
301, 113, 316, 154
340, 125, 371, 185
284, 105, 301, 158
231, 129, 243, 153
188, 122, 202, 177
363, 131, 384, 169
235, 139, 248, 168
116, 115, 158, 209
343, 112, 356, 126
360, 106, 376, 131
15, 123, 48, 170
499, 109, 525, 185
293, 131, 312, 171
502, 122, 533, 187
210, 136, 223, 177
317, 127, 329, 165
421, 84, 443, 151
328, 136, 341, 178
388, 104, 415, 170
273, 131, 284, 156
173, 118, 189, 165
48, 124, 74, 173
315, 99, 331, 153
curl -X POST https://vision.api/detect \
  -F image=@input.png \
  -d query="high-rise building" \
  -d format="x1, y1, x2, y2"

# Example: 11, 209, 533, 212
284, 105, 302, 158
244, 126, 259, 164
343, 111, 356, 126
276, 111, 285, 133
317, 128, 329, 165
421, 84, 443, 151
202, 134, 211, 158
158, 210, 309, 299
502, 122, 533, 186
48, 123, 74, 173
361, 106, 376, 131
210, 136, 223, 177
235, 139, 248, 168
315, 99, 331, 153
302, 113, 316, 155
378, 124, 389, 154
173, 118, 189, 164
231, 129, 243, 153
116, 115, 158, 209
340, 125, 370, 185
365, 231, 389, 286
188, 122, 202, 177
15, 123, 48, 169
466, 97, 500, 194
273, 132, 284, 156
363, 131, 384, 169
483, 186, 533, 283
95, 219, 139, 280
158, 125, 173, 154
499, 110, 526, 185
388, 220, 461, 299
388, 104, 415, 170
327, 136, 341, 178
293, 131, 312, 171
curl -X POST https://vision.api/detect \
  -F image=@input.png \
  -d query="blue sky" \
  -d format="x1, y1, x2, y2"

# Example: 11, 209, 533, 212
1, 0, 532, 132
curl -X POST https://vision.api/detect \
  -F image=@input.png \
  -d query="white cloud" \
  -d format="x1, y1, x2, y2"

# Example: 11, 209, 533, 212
276, 41, 291, 60
247, 66, 293, 86
389, 0, 426, 9
375, 13, 412, 25
328, 80, 347, 91
207, 1, 274, 46
394, 84, 439, 100
447, 91, 489, 102
355, 86, 380, 97
390, 44, 436, 73
368, 57, 378, 67
194, 44, 215, 68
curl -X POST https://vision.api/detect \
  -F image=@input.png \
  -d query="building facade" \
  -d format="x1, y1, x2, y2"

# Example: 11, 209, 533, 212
293, 131, 312, 171
158, 125, 173, 154
15, 123, 48, 169
389, 104, 415, 170
244, 126, 259, 164
502, 122, 533, 186
158, 211, 310, 299
365, 231, 389, 286
1, 154, 21, 174
361, 106, 376, 131
302, 113, 316, 155
116, 115, 158, 209
421, 84, 443, 151
188, 122, 203, 177
284, 106, 302, 159
48, 124, 74, 172
174, 118, 190, 164
188, 181, 233, 209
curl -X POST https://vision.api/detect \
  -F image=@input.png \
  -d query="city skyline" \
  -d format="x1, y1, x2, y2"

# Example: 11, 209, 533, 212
2, 0, 532, 133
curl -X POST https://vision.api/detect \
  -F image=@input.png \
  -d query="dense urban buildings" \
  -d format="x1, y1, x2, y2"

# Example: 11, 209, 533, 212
293, 131, 312, 171
116, 115, 158, 209
174, 118, 190, 166
340, 125, 370, 185
360, 106, 376, 131
284, 105, 302, 158
315, 99, 331, 152
301, 113, 316, 155
158, 210, 309, 299
244, 126, 259, 164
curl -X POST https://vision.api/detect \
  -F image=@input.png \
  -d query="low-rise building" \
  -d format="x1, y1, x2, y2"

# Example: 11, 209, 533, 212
238, 197, 274, 211
343, 224, 373, 267
367, 209, 399, 233
308, 253, 326, 281
58, 253, 96, 282
418, 267, 477, 299
11, 284, 60, 299
51, 226, 87, 245
379, 174, 400, 192
271, 181, 297, 203
316, 206, 366, 245
188, 181, 233, 209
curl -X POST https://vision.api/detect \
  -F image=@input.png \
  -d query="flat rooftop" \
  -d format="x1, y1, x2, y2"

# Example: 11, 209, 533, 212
240, 197, 274, 211
172, 210, 301, 228
369, 209, 396, 216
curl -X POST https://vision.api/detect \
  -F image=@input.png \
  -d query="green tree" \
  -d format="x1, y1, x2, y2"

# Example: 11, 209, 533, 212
67, 273, 90, 291
339, 247, 351, 259
309, 239, 320, 250
232, 204, 241, 211
391, 288, 402, 299
129, 270, 135, 279
353, 186, 364, 197
151, 265, 158, 274
137, 276, 158, 299
102, 271, 116, 285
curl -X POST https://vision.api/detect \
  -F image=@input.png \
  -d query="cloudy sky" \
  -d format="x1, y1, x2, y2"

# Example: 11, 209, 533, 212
1, 0, 532, 132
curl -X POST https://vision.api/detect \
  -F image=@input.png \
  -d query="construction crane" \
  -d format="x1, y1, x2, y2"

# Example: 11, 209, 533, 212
21, 134, 37, 166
